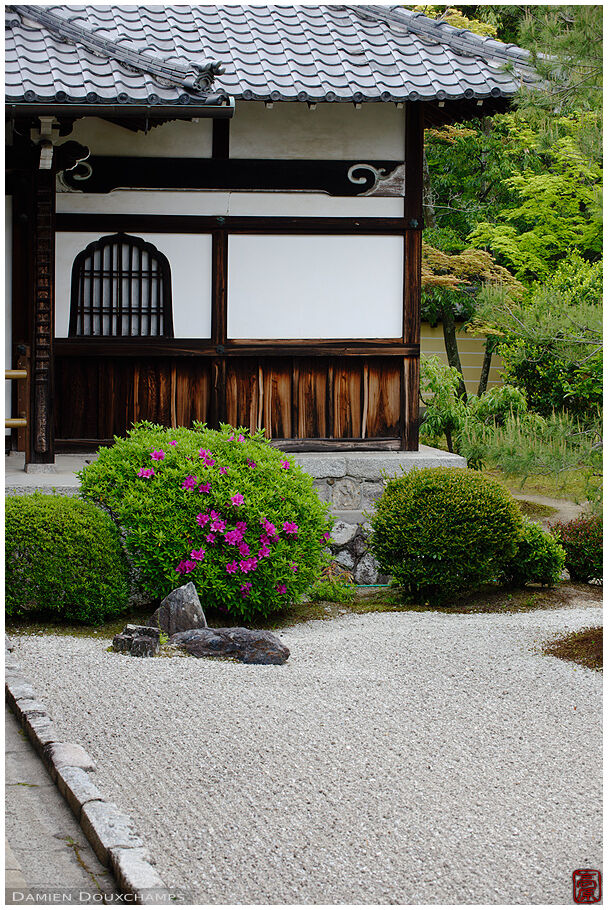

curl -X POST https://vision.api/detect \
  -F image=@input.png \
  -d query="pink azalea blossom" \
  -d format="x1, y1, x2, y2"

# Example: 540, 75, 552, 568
231, 493, 244, 507
228, 434, 235, 441
169, 440, 177, 446
236, 521, 248, 533
150, 449, 165, 461
137, 467, 155, 479
246, 459, 257, 468
190, 548, 206, 561
209, 510, 220, 520
225, 561, 238, 574
238, 434, 245, 442
240, 582, 252, 597
258, 544, 271, 558
181, 475, 198, 491
198, 482, 211, 494
196, 513, 210, 527
211, 519, 226, 533
176, 559, 197, 575
239, 557, 258, 574
291, 564, 298, 573
206, 533, 216, 544
219, 466, 228, 475
281, 460, 290, 470
323, 531, 331, 541
238, 542, 250, 557
224, 529, 244, 546
261, 518, 277, 537
283, 521, 299, 535
276, 584, 287, 594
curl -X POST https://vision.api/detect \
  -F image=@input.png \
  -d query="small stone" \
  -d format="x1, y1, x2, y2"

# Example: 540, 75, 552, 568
113, 625, 160, 658
332, 478, 361, 509
170, 627, 290, 665
109, 847, 169, 903
360, 482, 384, 511
354, 554, 378, 585
330, 520, 357, 547
81, 801, 146, 866
56, 766, 105, 818
45, 742, 96, 778
334, 550, 354, 570
148, 582, 207, 635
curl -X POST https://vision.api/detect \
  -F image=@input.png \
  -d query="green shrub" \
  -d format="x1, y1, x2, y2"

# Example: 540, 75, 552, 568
501, 518, 565, 587
370, 467, 523, 602
79, 422, 332, 621
550, 515, 603, 583
5, 493, 129, 623
308, 562, 356, 604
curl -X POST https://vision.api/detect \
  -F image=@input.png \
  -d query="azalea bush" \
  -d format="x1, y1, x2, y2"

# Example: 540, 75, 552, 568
5, 493, 129, 623
550, 515, 603, 583
79, 422, 332, 621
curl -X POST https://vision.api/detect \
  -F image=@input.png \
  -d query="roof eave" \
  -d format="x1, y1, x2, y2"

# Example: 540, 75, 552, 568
5, 99, 235, 119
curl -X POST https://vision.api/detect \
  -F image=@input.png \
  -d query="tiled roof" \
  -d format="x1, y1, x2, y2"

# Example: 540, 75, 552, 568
6, 4, 536, 110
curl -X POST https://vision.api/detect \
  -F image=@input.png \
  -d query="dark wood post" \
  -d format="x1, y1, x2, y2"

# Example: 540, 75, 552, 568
402, 101, 424, 451
28, 161, 56, 467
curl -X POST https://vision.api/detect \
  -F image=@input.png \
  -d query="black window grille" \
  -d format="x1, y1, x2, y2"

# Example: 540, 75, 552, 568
69, 233, 174, 337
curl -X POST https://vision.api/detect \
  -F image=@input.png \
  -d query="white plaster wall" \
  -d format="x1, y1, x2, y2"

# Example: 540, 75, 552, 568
61, 116, 213, 157
55, 232, 212, 338
57, 190, 403, 217
5, 197, 12, 433
227, 235, 403, 339
231, 102, 405, 159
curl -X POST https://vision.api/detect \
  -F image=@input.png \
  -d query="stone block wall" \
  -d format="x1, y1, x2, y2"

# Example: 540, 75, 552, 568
328, 520, 391, 585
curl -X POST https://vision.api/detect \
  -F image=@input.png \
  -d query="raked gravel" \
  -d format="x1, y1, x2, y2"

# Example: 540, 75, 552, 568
12, 606, 602, 905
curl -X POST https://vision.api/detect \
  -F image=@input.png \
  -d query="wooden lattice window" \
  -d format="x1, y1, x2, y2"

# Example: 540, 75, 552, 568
69, 233, 174, 337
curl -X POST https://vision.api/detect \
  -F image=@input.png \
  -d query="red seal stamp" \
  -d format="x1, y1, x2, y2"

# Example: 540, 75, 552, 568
573, 869, 602, 904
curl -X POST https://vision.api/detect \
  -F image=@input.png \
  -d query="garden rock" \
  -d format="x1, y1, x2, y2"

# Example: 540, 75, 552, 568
331, 520, 357, 547
148, 582, 207, 635
354, 554, 378, 585
113, 625, 160, 658
170, 627, 290, 665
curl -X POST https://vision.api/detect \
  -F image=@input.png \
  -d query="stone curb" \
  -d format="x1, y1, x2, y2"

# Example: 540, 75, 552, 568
5, 636, 168, 904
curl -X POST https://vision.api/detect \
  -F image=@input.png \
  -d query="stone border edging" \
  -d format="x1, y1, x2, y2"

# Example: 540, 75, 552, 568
5, 635, 170, 904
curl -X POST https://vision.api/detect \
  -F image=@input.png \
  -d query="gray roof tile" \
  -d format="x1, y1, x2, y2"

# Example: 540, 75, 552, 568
6, 4, 536, 109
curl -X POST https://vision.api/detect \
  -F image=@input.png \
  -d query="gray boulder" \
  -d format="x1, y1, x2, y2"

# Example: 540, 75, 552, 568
113, 624, 160, 658
170, 627, 290, 665
148, 582, 207, 635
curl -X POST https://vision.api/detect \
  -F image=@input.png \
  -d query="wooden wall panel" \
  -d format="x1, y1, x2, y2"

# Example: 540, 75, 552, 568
297, 360, 327, 438
226, 359, 258, 432
332, 359, 362, 438
366, 359, 401, 438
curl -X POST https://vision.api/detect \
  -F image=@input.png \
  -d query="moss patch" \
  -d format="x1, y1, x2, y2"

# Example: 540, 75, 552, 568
516, 499, 559, 519
543, 626, 602, 671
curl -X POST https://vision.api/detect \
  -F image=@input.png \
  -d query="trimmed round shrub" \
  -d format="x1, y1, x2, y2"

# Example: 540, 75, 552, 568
79, 422, 332, 621
550, 515, 603, 583
6, 493, 130, 623
370, 467, 523, 602
501, 518, 565, 587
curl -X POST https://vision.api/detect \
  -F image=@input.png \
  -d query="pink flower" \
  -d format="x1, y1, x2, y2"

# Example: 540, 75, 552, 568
231, 493, 244, 507
182, 475, 197, 491
198, 449, 215, 467
236, 521, 247, 533
238, 542, 250, 557
151, 449, 165, 461
225, 561, 238, 574
211, 519, 226, 533
219, 466, 228, 475
196, 513, 210, 527
281, 460, 290, 470
228, 434, 235, 441
224, 529, 244, 546
169, 440, 177, 446
246, 459, 257, 468
209, 510, 220, 520
258, 544, 271, 558
238, 434, 245, 442
259, 533, 271, 547
276, 584, 287, 595
239, 557, 258, 574
176, 559, 197, 575
198, 482, 211, 494
323, 531, 331, 541
283, 521, 299, 535
291, 563, 298, 573
137, 467, 155, 479
190, 548, 206, 561
261, 518, 277, 537
206, 533, 216, 544
240, 582, 252, 597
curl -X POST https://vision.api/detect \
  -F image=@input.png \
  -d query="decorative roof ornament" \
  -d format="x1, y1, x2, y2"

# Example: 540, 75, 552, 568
184, 61, 227, 94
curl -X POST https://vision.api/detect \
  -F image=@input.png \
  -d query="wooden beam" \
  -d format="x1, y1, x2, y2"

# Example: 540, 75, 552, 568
211, 230, 228, 348
54, 339, 420, 358
57, 214, 405, 235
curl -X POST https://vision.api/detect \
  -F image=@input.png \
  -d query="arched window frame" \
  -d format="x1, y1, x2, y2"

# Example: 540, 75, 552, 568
68, 232, 174, 338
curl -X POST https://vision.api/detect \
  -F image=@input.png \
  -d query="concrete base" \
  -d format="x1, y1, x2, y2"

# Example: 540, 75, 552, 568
292, 446, 466, 512
24, 462, 57, 474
